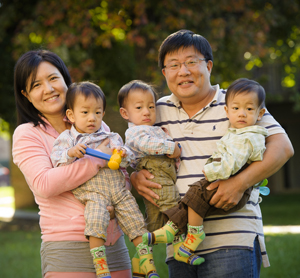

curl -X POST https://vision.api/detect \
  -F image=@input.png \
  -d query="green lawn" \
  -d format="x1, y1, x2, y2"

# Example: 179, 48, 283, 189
0, 230, 41, 278
259, 193, 300, 278
260, 234, 300, 278
1, 188, 300, 278
259, 192, 300, 225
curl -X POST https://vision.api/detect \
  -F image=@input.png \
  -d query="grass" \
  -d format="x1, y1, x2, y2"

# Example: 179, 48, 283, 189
261, 234, 300, 278
0, 230, 41, 278
259, 192, 300, 225
259, 193, 300, 278
1, 187, 300, 278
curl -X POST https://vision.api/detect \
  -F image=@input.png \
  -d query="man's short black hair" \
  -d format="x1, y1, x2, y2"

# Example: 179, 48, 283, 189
158, 29, 213, 69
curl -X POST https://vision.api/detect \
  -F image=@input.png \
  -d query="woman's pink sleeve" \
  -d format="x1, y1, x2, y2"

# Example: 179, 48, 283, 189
12, 124, 106, 198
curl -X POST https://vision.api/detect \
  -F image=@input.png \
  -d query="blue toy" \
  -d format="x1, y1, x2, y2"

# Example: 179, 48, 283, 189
85, 148, 122, 170
259, 179, 270, 196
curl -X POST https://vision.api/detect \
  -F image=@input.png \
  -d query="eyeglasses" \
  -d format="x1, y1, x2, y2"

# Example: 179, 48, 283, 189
163, 58, 206, 71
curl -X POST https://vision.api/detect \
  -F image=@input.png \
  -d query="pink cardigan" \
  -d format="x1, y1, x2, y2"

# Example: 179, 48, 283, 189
12, 120, 124, 245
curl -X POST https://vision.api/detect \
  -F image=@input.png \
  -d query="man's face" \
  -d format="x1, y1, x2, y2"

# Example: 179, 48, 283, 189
162, 46, 213, 105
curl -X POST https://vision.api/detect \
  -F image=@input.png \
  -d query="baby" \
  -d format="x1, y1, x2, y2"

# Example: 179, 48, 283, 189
118, 80, 181, 275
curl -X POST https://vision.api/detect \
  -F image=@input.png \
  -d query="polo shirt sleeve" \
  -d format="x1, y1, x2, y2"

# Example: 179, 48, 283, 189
258, 108, 286, 136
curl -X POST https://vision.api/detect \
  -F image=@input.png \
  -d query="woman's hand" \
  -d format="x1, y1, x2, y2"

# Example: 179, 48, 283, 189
107, 205, 115, 219
95, 138, 112, 155
130, 170, 161, 207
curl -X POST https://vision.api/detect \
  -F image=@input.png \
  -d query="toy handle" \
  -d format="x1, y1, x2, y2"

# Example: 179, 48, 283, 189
85, 148, 121, 170
259, 186, 270, 196
85, 147, 111, 161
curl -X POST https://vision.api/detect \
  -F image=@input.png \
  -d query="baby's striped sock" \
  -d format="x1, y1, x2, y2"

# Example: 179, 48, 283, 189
136, 243, 159, 278
90, 246, 111, 278
173, 234, 205, 265
178, 224, 205, 258
142, 220, 179, 245
132, 252, 146, 278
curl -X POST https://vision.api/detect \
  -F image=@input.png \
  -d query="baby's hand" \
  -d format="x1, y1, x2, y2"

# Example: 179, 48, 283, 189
202, 170, 208, 180
112, 147, 126, 157
167, 142, 181, 159
107, 205, 115, 219
67, 143, 87, 159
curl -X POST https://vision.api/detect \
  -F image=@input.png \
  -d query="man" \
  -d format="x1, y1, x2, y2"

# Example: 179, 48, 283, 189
131, 29, 294, 278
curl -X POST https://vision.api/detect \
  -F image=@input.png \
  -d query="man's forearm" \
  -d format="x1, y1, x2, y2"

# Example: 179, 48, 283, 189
236, 133, 294, 191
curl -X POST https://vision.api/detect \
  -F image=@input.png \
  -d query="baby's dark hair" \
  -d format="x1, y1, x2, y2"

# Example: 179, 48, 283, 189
118, 80, 158, 108
66, 81, 106, 111
225, 78, 266, 108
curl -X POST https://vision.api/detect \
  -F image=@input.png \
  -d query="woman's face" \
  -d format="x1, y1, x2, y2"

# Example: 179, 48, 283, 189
22, 61, 68, 119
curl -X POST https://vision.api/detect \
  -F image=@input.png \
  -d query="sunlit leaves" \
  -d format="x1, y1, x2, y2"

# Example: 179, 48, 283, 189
1, 0, 300, 127
282, 75, 296, 88
29, 32, 42, 44
245, 57, 263, 71
266, 26, 300, 91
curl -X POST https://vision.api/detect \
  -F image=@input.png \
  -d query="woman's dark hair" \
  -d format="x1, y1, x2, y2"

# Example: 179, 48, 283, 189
225, 78, 266, 108
14, 50, 72, 127
158, 29, 213, 69
118, 80, 158, 108
66, 81, 106, 112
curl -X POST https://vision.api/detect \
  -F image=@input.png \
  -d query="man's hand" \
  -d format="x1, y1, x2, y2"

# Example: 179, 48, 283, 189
207, 133, 294, 211
207, 175, 244, 211
130, 170, 162, 207
67, 143, 87, 158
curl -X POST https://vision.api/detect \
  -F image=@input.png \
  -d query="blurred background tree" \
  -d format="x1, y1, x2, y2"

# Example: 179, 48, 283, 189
1, 0, 300, 128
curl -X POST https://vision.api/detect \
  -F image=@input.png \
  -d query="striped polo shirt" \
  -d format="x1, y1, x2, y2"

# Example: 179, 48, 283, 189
155, 84, 285, 267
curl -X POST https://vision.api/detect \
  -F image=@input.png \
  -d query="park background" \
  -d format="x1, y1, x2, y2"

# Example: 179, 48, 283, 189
0, 0, 299, 277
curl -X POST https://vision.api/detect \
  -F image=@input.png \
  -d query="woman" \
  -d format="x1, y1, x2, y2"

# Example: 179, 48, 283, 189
12, 50, 131, 278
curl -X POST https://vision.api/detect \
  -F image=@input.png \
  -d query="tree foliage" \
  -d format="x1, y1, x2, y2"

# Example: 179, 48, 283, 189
1, 0, 300, 126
